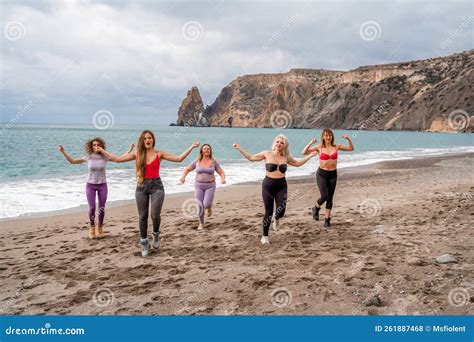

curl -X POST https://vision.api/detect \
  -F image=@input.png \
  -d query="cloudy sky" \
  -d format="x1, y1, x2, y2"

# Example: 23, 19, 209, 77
1, 0, 472, 126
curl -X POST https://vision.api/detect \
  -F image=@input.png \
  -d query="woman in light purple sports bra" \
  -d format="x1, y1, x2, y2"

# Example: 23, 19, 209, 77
58, 138, 133, 240
180, 144, 226, 230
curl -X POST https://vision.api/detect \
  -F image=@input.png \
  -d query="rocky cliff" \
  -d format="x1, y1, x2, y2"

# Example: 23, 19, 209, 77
176, 86, 207, 126
176, 50, 473, 132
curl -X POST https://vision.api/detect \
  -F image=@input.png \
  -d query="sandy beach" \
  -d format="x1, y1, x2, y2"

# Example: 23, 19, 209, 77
0, 153, 472, 315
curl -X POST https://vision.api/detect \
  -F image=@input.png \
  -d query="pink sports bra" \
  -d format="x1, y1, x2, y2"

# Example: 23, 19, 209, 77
319, 149, 338, 160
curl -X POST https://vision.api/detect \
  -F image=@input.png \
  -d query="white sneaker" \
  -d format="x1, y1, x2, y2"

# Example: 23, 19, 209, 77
272, 218, 280, 231
152, 232, 160, 249
197, 223, 204, 230
140, 238, 149, 257
260, 236, 270, 244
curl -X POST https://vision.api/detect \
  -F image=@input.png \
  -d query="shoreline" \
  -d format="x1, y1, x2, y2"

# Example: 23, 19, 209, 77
2, 151, 472, 224
8, 122, 474, 134
7, 122, 474, 133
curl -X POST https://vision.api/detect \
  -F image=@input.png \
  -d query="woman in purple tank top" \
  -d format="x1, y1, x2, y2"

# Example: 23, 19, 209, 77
58, 138, 133, 240
180, 144, 226, 230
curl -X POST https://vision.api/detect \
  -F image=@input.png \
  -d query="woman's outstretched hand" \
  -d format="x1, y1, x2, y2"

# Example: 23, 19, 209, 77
191, 141, 200, 149
232, 143, 240, 149
342, 134, 349, 139
58, 145, 65, 153
309, 138, 317, 145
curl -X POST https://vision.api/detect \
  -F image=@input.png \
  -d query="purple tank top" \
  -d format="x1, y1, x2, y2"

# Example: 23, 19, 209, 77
81, 153, 109, 184
189, 160, 221, 183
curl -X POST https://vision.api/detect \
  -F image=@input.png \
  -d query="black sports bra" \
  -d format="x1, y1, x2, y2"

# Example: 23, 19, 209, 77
265, 163, 287, 173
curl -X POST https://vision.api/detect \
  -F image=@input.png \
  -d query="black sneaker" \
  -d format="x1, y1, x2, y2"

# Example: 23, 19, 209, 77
324, 217, 331, 228
312, 206, 320, 221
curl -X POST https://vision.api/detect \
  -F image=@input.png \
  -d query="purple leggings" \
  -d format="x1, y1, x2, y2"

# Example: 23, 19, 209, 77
86, 183, 108, 225
194, 181, 216, 224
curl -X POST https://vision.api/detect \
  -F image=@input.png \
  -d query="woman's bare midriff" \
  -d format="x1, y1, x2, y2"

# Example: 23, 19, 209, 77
265, 171, 286, 179
319, 160, 337, 171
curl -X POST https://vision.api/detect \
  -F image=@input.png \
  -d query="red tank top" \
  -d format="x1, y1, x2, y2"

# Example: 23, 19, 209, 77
144, 154, 160, 179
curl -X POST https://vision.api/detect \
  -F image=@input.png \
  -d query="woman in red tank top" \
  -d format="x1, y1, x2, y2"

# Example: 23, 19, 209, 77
302, 128, 354, 227
99, 130, 199, 257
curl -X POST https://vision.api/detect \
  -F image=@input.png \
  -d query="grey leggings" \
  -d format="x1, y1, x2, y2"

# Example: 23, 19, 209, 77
135, 178, 165, 239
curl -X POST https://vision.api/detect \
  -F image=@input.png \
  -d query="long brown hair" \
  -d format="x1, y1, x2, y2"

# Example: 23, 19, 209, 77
85, 137, 106, 155
136, 130, 156, 184
320, 128, 335, 148
198, 144, 215, 163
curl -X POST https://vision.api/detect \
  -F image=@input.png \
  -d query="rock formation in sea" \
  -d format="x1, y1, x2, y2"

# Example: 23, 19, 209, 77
176, 50, 473, 132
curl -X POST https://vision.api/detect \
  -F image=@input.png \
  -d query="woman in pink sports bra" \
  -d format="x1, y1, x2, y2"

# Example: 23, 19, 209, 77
302, 128, 354, 227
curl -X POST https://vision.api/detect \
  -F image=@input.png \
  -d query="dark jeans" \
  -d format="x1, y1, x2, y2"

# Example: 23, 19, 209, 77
135, 178, 165, 239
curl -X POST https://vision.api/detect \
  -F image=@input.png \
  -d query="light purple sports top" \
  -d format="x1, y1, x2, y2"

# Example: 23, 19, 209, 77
81, 153, 109, 184
189, 160, 221, 183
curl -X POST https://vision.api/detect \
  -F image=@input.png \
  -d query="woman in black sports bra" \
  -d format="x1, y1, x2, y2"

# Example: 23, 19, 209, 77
233, 134, 317, 244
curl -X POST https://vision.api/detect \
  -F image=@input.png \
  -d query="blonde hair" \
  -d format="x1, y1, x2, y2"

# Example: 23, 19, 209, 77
272, 134, 291, 158
198, 144, 216, 163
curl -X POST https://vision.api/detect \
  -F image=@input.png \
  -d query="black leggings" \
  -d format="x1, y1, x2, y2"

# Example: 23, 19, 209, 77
316, 168, 337, 210
262, 176, 287, 236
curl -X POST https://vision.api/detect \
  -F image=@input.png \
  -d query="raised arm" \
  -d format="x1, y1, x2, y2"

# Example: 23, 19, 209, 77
232, 143, 266, 161
97, 146, 136, 163
302, 139, 319, 155
160, 142, 200, 163
338, 134, 355, 152
58, 145, 85, 164
288, 151, 318, 167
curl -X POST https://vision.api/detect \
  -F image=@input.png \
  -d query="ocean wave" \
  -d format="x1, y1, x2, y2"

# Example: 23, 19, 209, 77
1, 146, 473, 219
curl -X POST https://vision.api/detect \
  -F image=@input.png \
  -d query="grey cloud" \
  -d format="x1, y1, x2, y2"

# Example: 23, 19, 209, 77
1, 0, 472, 125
